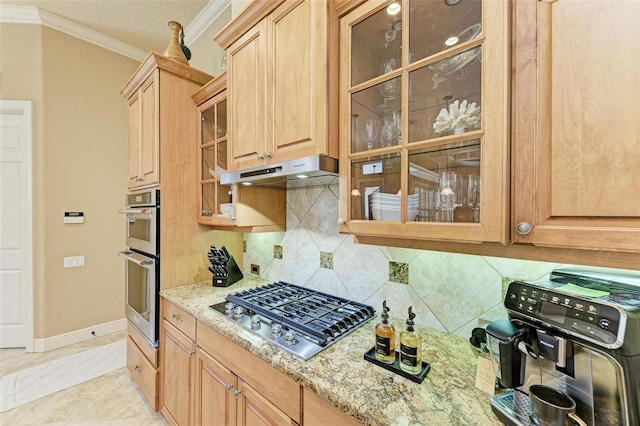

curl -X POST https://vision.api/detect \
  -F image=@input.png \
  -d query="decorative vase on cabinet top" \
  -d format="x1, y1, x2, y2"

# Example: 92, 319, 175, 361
163, 21, 188, 65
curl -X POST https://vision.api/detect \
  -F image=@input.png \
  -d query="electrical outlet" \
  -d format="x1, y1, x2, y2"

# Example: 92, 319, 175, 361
251, 264, 260, 275
63, 256, 85, 268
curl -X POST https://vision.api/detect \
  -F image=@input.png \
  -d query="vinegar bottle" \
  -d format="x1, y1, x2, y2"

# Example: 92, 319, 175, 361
375, 300, 396, 364
399, 306, 422, 375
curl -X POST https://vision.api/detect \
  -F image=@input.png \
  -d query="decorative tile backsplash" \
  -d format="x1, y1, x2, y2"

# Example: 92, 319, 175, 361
389, 261, 409, 284
241, 184, 617, 338
273, 245, 283, 260
320, 252, 333, 270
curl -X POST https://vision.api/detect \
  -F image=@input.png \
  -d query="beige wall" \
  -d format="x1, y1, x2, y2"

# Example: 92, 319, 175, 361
0, 23, 139, 339
189, 5, 231, 76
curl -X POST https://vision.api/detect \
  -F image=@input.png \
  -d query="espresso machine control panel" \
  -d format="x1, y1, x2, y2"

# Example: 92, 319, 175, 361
504, 281, 626, 349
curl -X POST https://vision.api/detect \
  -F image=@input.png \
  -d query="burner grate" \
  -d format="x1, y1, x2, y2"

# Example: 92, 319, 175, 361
226, 281, 375, 347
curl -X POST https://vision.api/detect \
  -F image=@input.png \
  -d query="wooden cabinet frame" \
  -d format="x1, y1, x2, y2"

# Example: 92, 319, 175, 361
511, 0, 640, 253
338, 0, 510, 244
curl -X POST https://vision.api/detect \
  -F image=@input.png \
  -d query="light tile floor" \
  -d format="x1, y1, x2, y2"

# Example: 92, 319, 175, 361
0, 332, 167, 426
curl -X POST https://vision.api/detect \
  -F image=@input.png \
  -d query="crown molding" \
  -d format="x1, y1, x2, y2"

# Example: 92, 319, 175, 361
185, 0, 231, 45
0, 5, 147, 61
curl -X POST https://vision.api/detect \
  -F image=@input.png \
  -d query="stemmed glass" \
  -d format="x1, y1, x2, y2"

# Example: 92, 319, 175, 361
467, 174, 480, 222
439, 171, 457, 222
378, 30, 401, 111
381, 117, 394, 148
392, 110, 402, 145
363, 119, 380, 151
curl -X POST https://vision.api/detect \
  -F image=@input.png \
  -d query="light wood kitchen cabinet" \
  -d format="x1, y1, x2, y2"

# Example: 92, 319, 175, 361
160, 296, 302, 426
126, 335, 159, 411
160, 300, 197, 426
122, 53, 211, 189
236, 379, 294, 426
215, 0, 338, 171
194, 347, 236, 426
126, 322, 159, 411
195, 320, 301, 425
194, 348, 294, 426
338, 0, 509, 244
126, 73, 158, 188
304, 388, 360, 426
192, 73, 286, 231
512, 0, 640, 253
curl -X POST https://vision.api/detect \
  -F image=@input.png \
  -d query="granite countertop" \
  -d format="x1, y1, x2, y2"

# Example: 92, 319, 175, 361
160, 278, 502, 426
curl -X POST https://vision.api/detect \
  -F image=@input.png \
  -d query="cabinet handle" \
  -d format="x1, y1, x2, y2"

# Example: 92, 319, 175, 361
188, 350, 195, 357
225, 383, 233, 392
337, 217, 346, 226
516, 222, 532, 235
171, 314, 183, 322
233, 389, 242, 398
263, 151, 272, 158
134, 366, 143, 374
256, 153, 264, 160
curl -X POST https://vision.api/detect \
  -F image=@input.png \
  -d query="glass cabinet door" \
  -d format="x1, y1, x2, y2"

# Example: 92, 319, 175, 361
198, 88, 233, 225
341, 0, 507, 243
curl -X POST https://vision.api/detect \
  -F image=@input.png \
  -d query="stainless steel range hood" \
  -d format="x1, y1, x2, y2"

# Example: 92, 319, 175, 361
220, 155, 338, 189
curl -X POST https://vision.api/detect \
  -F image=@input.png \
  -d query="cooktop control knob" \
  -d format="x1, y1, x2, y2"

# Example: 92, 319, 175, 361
250, 315, 261, 330
224, 302, 235, 315
233, 306, 244, 319
271, 323, 283, 338
284, 329, 297, 346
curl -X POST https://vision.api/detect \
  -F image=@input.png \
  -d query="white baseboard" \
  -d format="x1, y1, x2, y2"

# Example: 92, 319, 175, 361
32, 318, 127, 353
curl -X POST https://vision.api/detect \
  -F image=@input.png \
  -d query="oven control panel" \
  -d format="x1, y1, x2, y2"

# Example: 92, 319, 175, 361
504, 281, 626, 349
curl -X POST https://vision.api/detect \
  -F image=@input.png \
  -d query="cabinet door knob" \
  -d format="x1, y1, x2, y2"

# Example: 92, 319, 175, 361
337, 217, 346, 226
134, 366, 143, 374
233, 389, 242, 398
516, 222, 532, 235
256, 153, 264, 160
263, 151, 272, 158
225, 383, 233, 392
171, 314, 183, 322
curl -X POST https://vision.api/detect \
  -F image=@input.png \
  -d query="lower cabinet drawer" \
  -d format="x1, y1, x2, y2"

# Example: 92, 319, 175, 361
127, 336, 159, 411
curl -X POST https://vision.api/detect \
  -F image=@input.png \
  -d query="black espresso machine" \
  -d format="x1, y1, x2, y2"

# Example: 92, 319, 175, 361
486, 268, 640, 425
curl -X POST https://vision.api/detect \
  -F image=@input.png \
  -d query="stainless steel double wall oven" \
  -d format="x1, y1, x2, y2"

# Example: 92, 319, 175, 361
119, 187, 160, 346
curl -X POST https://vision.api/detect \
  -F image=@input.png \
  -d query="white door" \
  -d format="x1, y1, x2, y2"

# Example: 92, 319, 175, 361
0, 100, 33, 350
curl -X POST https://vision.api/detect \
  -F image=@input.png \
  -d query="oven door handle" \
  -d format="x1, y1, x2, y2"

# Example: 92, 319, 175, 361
118, 250, 155, 267
119, 208, 154, 214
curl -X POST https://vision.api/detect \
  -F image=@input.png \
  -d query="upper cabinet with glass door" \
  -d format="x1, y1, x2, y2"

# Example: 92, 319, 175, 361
194, 74, 234, 227
339, 0, 509, 244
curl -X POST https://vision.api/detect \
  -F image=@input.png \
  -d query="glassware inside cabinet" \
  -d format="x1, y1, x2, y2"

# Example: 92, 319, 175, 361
350, 4, 402, 87
408, 45, 481, 143
408, 140, 481, 223
351, 83, 402, 154
408, 0, 482, 65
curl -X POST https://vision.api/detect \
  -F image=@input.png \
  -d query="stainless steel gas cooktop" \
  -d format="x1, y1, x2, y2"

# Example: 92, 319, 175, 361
210, 281, 375, 360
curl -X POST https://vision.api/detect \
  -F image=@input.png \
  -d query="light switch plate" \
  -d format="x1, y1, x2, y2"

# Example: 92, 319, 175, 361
64, 256, 85, 268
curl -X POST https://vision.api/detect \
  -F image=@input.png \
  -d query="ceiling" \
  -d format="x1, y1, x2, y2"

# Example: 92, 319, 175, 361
0, 0, 226, 55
